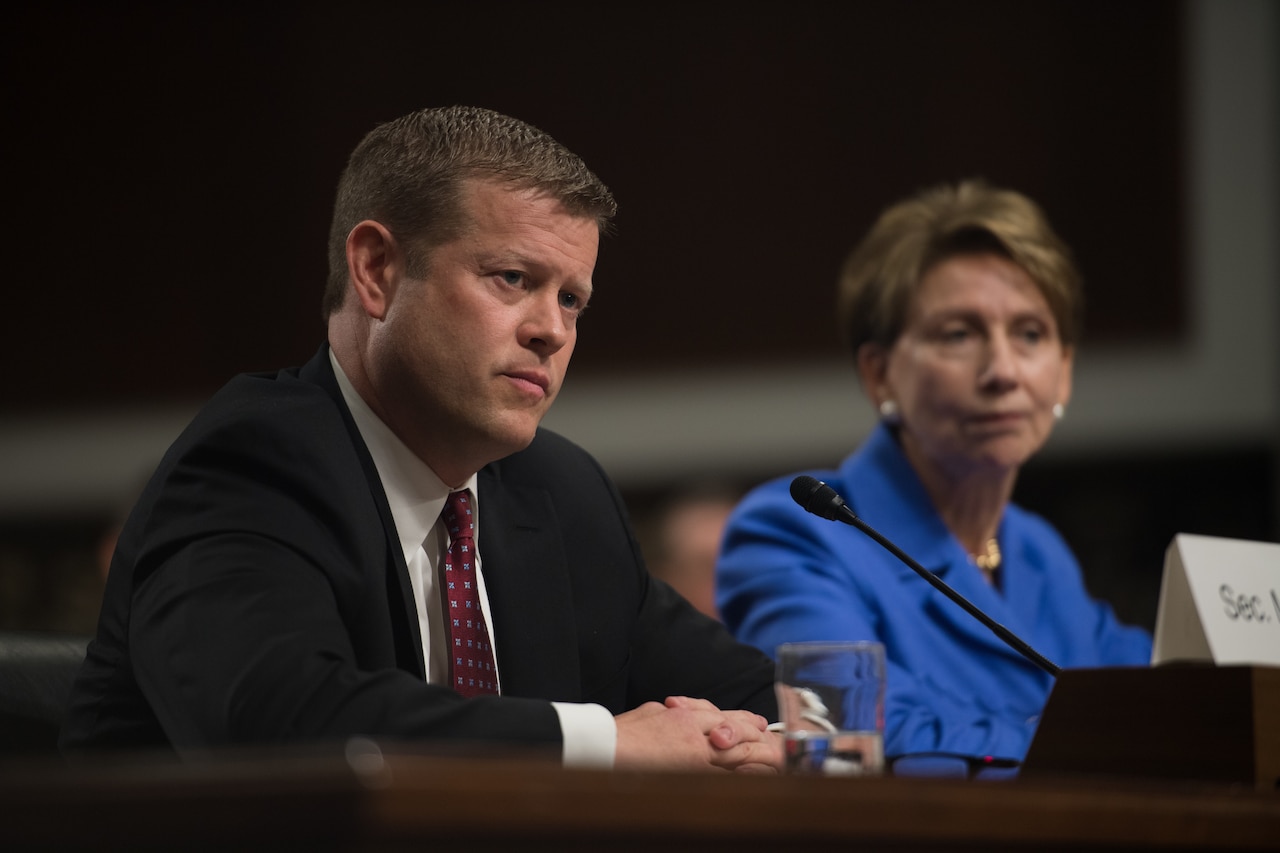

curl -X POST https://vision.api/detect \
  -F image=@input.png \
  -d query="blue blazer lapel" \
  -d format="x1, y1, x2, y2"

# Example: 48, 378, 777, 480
998, 524, 1053, 647
876, 519, 1033, 670
476, 470, 581, 701
918, 552, 1040, 671
844, 425, 1041, 674
854, 520, 1029, 671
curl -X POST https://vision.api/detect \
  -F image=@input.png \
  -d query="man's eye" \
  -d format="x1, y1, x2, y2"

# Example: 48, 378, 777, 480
560, 291, 587, 312
498, 270, 524, 287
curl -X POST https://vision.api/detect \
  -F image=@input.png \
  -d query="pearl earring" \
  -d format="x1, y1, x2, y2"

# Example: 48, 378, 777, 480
879, 400, 901, 424
1053, 403, 1065, 420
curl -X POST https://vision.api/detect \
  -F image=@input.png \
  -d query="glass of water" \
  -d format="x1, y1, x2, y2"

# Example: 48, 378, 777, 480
776, 641, 886, 776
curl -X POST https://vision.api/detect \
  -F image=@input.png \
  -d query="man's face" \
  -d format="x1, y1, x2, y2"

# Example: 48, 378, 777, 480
369, 178, 599, 485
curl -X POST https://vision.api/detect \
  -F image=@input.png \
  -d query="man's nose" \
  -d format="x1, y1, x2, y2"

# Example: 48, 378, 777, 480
519, 292, 569, 353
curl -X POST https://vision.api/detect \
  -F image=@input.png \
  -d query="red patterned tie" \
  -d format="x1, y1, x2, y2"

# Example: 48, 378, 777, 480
442, 490, 498, 697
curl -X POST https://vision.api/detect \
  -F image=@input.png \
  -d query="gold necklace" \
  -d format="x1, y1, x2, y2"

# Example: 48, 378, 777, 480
974, 538, 1001, 572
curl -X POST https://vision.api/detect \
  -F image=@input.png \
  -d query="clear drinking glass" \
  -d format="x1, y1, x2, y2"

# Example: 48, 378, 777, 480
775, 641, 886, 776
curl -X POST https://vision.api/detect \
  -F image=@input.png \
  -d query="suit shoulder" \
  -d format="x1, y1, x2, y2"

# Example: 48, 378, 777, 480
170, 366, 348, 455
491, 428, 604, 481
127, 363, 379, 564
484, 429, 630, 528
150, 364, 367, 511
198, 366, 337, 427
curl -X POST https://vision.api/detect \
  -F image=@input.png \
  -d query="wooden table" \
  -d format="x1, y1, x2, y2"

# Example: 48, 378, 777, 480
3, 741, 1277, 851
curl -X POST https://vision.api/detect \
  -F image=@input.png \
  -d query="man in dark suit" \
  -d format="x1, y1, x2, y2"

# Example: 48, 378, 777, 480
61, 106, 781, 772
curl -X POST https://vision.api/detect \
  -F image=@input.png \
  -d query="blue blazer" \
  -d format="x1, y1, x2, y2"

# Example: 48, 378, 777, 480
717, 424, 1151, 763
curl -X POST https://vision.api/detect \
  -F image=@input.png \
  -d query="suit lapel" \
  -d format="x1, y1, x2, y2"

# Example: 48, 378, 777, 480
477, 469, 581, 701
301, 346, 426, 679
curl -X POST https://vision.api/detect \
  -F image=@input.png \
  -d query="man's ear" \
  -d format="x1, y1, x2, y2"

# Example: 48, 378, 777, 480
855, 342, 891, 406
345, 220, 400, 320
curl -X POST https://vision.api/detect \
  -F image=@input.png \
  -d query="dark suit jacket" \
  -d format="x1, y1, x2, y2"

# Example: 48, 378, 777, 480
61, 346, 777, 754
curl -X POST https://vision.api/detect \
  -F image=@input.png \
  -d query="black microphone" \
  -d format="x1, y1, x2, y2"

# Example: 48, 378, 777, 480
790, 475, 1062, 677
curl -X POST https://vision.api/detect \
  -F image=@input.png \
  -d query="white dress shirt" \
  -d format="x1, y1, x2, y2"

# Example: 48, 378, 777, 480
329, 351, 615, 767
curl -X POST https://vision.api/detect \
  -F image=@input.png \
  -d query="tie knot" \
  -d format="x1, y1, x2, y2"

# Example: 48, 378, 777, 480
444, 490, 475, 542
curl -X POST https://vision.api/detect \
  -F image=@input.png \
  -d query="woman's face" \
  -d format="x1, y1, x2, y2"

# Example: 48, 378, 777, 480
860, 252, 1074, 482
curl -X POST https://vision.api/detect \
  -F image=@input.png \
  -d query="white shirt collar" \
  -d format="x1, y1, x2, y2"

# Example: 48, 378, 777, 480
329, 349, 478, 562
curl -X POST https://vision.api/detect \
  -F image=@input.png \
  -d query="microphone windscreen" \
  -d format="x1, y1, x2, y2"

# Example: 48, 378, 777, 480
790, 475, 844, 521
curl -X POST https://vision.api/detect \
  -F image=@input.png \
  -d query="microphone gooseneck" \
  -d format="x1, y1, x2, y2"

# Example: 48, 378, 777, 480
789, 475, 1062, 677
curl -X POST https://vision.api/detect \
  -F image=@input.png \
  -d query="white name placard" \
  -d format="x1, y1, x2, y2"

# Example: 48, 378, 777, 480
1152, 533, 1280, 667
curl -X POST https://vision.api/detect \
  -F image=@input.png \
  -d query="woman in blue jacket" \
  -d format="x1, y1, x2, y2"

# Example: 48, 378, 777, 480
717, 181, 1151, 768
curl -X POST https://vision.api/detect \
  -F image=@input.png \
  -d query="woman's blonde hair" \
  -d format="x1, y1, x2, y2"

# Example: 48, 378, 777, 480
837, 180, 1083, 357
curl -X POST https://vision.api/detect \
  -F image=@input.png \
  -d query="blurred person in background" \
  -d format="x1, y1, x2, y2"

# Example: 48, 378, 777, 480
716, 180, 1151, 769
645, 485, 740, 621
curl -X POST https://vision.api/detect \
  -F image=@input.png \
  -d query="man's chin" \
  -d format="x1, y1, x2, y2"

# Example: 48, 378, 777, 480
487, 419, 542, 457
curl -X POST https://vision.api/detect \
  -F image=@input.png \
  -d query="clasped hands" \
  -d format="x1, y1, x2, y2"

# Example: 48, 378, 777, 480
614, 695, 783, 773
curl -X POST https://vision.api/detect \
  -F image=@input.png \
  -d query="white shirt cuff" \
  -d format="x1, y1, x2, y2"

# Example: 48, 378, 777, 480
551, 701, 616, 769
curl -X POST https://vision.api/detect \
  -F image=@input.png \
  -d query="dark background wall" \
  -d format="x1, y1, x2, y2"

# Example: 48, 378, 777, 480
2, 1, 1276, 635
7, 0, 1184, 406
